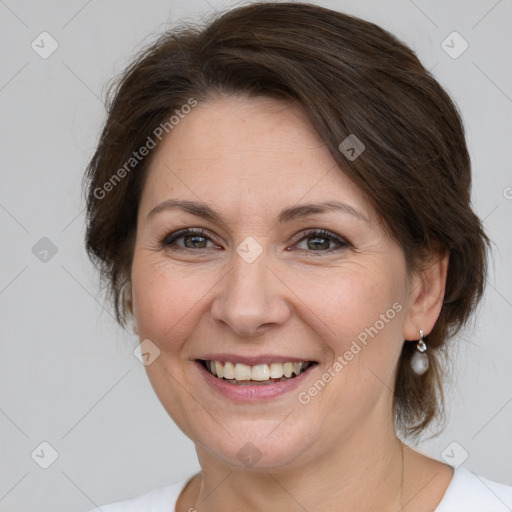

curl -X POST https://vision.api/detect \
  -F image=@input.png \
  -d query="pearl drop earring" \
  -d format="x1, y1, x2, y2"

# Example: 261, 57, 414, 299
411, 329, 429, 375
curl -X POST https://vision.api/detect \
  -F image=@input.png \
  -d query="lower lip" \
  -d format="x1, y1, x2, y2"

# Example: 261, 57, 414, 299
195, 361, 316, 402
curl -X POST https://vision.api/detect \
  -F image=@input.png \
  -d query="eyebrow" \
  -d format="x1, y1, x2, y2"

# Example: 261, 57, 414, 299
147, 199, 369, 224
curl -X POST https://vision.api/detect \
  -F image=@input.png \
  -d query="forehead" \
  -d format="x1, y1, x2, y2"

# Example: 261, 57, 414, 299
139, 95, 371, 221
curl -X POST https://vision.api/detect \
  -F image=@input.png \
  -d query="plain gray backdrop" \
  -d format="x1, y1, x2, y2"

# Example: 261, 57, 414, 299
0, 0, 511, 511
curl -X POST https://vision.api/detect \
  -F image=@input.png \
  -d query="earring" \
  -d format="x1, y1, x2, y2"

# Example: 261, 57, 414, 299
411, 329, 429, 375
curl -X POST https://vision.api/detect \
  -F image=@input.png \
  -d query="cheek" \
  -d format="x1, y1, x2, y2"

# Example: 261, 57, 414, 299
294, 262, 405, 349
291, 266, 406, 418
289, 260, 408, 413
130, 253, 217, 350
335, 271, 407, 404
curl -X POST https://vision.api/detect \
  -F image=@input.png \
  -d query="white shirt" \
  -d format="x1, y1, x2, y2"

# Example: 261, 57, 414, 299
87, 468, 512, 511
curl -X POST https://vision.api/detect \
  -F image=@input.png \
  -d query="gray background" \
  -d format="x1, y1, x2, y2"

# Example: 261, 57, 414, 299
0, 0, 511, 510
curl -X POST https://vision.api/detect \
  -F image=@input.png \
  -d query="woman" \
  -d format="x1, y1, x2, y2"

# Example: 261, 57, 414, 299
84, 2, 512, 511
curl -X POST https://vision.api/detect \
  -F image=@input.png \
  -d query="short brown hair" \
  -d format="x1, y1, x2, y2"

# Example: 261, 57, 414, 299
84, 2, 489, 437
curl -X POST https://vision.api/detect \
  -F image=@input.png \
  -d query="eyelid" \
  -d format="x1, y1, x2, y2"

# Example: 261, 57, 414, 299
291, 228, 351, 250
161, 227, 222, 247
161, 227, 351, 252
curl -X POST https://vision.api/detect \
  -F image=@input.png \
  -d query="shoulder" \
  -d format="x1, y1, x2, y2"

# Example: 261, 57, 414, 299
436, 467, 512, 511
85, 475, 193, 512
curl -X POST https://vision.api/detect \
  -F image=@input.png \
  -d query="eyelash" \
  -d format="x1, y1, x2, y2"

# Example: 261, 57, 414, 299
160, 228, 350, 254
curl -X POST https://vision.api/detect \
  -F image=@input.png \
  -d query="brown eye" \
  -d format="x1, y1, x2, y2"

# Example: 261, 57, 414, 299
181, 234, 209, 249
162, 228, 220, 250
293, 229, 349, 252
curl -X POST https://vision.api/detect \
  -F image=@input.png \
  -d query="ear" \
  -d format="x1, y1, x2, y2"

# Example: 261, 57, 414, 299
125, 287, 139, 336
402, 251, 449, 341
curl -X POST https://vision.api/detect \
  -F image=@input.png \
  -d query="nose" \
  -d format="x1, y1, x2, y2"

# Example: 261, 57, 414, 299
210, 248, 291, 337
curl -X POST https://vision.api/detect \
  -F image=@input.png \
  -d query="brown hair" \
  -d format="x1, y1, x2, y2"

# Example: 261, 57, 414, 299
84, 2, 489, 437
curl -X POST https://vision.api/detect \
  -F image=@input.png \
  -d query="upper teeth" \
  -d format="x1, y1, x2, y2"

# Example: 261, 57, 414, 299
205, 361, 310, 381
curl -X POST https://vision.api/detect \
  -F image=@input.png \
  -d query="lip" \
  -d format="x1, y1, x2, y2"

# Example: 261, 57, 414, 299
195, 353, 317, 366
195, 359, 318, 402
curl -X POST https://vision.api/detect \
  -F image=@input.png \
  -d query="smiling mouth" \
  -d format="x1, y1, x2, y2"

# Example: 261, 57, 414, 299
198, 359, 317, 386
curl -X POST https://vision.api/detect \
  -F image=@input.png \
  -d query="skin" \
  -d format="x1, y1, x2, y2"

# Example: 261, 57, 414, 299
130, 95, 453, 511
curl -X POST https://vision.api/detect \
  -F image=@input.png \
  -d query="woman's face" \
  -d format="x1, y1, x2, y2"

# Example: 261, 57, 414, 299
131, 96, 419, 470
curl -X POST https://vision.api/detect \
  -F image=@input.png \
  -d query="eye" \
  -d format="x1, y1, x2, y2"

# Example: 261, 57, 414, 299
161, 228, 221, 250
292, 229, 349, 253
160, 227, 350, 253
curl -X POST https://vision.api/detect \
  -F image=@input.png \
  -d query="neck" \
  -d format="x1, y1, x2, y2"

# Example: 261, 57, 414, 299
189, 417, 405, 512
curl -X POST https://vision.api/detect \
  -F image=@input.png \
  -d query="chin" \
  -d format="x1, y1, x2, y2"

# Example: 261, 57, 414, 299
203, 438, 308, 471
188, 415, 322, 471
